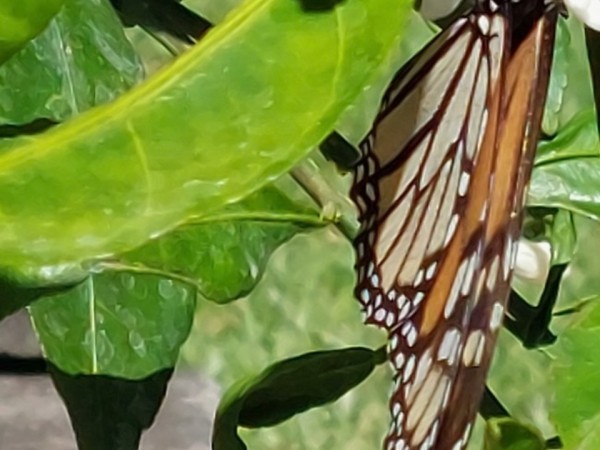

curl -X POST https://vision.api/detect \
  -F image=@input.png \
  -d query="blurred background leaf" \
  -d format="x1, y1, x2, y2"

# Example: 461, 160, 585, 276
483, 418, 545, 450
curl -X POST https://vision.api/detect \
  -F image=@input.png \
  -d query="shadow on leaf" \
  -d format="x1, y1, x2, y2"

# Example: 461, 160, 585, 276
49, 363, 173, 450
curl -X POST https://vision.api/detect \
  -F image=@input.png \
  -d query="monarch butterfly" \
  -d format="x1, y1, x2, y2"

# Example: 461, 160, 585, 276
350, 1, 559, 449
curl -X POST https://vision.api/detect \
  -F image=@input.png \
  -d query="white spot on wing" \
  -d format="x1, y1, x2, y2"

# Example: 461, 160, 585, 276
397, 294, 408, 311
415, 269, 425, 286
407, 327, 418, 347
360, 289, 370, 303
404, 354, 416, 381
371, 273, 380, 287
458, 171, 470, 196
394, 351, 406, 369
390, 334, 399, 351
486, 255, 500, 291
462, 330, 486, 367
399, 301, 411, 320
444, 258, 468, 319
366, 183, 376, 201
444, 214, 460, 246
386, 311, 397, 328
438, 328, 461, 364
477, 15, 490, 34
490, 302, 504, 330
461, 253, 478, 296
414, 291, 425, 308
426, 262, 437, 280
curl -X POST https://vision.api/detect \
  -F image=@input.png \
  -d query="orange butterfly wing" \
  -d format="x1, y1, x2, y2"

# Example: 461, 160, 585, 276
350, 2, 558, 449
432, 7, 558, 449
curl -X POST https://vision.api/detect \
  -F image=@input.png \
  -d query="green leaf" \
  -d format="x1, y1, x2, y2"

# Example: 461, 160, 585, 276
120, 181, 323, 303
483, 418, 545, 450
0, 0, 144, 125
29, 271, 195, 378
549, 298, 600, 450
0, 0, 66, 64
529, 110, 600, 220
0, 0, 411, 281
550, 209, 577, 264
529, 156, 600, 220
545, 16, 596, 129
0, 275, 81, 321
213, 347, 383, 450
50, 363, 172, 450
542, 18, 570, 136
536, 109, 600, 164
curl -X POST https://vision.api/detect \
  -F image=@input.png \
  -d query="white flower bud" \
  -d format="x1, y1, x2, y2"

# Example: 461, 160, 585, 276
564, 0, 600, 31
513, 239, 552, 284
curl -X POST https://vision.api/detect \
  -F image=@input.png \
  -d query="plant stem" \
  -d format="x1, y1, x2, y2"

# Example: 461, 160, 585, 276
290, 162, 358, 243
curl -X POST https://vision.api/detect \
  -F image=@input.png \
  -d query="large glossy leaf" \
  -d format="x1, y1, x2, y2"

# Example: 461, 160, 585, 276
29, 271, 195, 377
549, 299, 600, 450
0, 0, 144, 126
0, 0, 66, 64
120, 180, 323, 303
0, 0, 411, 282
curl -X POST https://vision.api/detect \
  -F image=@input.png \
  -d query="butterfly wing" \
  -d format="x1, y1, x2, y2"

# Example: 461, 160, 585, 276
350, 1, 558, 449
352, 4, 508, 332
432, 6, 558, 449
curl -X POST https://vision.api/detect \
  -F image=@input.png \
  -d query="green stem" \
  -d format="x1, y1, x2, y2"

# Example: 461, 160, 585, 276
185, 211, 330, 228
290, 162, 358, 242
143, 26, 181, 57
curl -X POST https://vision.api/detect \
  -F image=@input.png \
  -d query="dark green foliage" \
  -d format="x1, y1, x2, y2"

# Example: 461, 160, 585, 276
50, 363, 172, 450
213, 347, 385, 450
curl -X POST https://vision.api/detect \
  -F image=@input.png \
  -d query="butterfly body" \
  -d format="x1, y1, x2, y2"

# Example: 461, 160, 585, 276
350, 1, 558, 449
